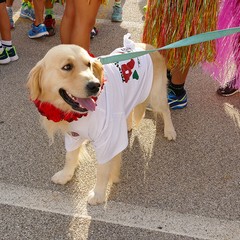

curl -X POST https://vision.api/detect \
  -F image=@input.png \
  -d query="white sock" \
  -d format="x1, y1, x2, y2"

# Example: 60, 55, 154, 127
1, 40, 13, 50
0, 43, 3, 54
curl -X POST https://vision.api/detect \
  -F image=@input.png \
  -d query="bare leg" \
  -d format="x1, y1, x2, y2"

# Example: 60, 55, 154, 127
32, 0, 45, 25
60, 0, 101, 50
60, 0, 74, 44
0, 2, 11, 41
171, 66, 190, 85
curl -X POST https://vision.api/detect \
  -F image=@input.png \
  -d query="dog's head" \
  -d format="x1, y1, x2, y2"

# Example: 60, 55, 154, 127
27, 44, 104, 113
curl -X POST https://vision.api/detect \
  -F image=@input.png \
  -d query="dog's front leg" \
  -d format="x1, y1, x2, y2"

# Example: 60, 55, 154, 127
88, 161, 112, 205
88, 153, 122, 205
51, 147, 80, 185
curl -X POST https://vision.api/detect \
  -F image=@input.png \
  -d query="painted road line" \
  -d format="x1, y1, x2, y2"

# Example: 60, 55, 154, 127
1, 182, 240, 240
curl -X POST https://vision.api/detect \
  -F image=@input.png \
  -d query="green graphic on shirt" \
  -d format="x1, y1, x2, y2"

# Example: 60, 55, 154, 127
133, 70, 139, 80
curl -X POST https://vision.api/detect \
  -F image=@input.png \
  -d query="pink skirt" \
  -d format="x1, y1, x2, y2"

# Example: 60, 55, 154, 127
203, 0, 240, 88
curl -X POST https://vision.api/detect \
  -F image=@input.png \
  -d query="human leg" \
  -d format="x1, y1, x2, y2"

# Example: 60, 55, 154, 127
6, 0, 14, 29
20, 0, 35, 21
111, 0, 122, 22
72, 0, 101, 50
0, 1, 11, 41
60, 0, 74, 44
0, 1, 18, 64
28, 0, 48, 38
61, 0, 101, 50
32, 0, 44, 25
216, 33, 240, 96
216, 77, 239, 96
44, 0, 56, 36
167, 66, 189, 110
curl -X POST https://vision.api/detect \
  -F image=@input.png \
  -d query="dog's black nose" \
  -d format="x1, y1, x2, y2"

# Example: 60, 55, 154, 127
86, 82, 101, 94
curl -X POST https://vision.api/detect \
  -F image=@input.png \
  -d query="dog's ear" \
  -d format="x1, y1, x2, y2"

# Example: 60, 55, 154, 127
92, 59, 104, 86
27, 60, 44, 100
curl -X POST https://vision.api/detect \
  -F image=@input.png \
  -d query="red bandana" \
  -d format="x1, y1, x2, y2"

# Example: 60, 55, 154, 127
33, 100, 87, 123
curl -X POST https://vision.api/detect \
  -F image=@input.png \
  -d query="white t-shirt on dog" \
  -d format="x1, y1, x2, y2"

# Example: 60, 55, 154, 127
65, 39, 153, 164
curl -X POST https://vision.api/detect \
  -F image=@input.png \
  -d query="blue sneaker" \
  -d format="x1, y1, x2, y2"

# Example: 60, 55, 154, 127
111, 6, 123, 22
168, 89, 188, 109
0, 48, 10, 64
28, 24, 49, 39
20, 3, 35, 21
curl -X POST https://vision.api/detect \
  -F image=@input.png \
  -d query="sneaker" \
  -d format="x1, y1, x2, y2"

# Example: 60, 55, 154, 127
0, 48, 11, 64
143, 5, 147, 13
168, 89, 188, 109
28, 23, 49, 39
6, 7, 15, 29
111, 5, 123, 22
44, 15, 56, 36
20, 4, 35, 21
217, 81, 239, 96
90, 27, 98, 39
7, 46, 19, 61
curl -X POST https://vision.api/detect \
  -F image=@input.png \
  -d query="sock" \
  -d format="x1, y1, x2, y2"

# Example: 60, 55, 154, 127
168, 81, 186, 96
167, 69, 172, 82
45, 8, 54, 18
114, 1, 121, 7
1, 40, 13, 50
0, 43, 3, 54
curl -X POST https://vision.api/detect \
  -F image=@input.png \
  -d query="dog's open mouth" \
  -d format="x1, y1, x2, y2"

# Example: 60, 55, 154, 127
59, 88, 97, 113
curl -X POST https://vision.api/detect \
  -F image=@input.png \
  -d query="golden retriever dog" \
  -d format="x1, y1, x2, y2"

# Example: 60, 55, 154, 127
27, 36, 176, 205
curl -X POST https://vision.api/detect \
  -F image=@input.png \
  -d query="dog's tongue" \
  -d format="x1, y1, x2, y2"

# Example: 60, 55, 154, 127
76, 98, 96, 111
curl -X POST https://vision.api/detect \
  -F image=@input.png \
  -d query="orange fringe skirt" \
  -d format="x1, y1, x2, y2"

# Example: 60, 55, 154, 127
142, 0, 219, 70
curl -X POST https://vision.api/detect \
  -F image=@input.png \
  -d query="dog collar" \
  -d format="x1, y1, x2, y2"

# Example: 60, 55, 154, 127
32, 83, 105, 123
33, 99, 88, 123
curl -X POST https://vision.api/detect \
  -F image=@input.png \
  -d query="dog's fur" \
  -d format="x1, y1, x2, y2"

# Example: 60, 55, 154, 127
27, 43, 176, 205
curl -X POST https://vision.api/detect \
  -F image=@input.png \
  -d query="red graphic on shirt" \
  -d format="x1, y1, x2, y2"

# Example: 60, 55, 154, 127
121, 59, 135, 83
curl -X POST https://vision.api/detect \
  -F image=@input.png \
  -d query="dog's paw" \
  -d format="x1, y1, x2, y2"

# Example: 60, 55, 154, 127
164, 129, 177, 141
87, 190, 106, 205
111, 176, 121, 184
51, 170, 73, 185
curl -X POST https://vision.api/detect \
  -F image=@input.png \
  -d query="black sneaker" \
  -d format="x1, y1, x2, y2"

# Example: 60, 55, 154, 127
7, 46, 19, 62
90, 27, 98, 39
217, 79, 239, 96
0, 48, 10, 64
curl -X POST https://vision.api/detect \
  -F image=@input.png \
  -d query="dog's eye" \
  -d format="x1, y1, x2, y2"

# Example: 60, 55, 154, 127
62, 64, 73, 71
87, 62, 91, 68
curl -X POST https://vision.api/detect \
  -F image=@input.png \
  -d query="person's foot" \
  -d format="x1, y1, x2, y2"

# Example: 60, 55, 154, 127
44, 15, 56, 36
90, 27, 98, 39
168, 89, 188, 109
0, 48, 10, 64
217, 79, 239, 96
28, 24, 49, 39
20, 3, 35, 21
111, 5, 123, 22
7, 46, 19, 62
6, 7, 15, 29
